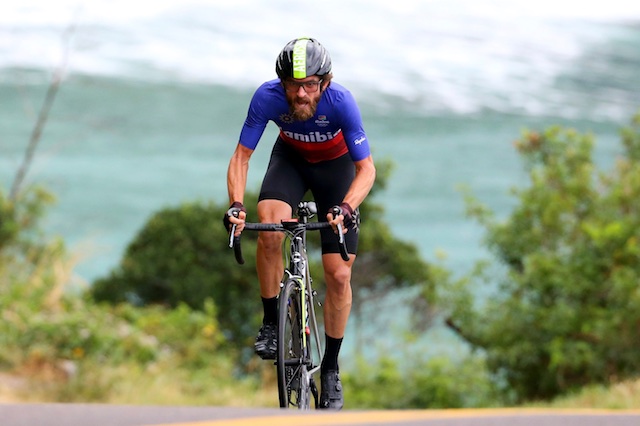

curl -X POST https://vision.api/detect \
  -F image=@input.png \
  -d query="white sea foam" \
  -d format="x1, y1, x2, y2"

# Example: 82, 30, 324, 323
1, 0, 639, 119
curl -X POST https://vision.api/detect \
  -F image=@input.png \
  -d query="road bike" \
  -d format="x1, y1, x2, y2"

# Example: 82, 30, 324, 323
229, 201, 349, 409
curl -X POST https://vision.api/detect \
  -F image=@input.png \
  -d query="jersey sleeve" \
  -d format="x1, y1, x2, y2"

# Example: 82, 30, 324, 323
238, 84, 271, 150
336, 90, 371, 162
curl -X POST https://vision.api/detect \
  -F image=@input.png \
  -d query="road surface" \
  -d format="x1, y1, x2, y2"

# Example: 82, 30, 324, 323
1, 404, 640, 426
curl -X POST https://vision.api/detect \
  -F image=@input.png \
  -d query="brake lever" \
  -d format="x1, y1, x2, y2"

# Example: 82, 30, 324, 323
331, 206, 350, 261
228, 223, 237, 248
336, 223, 345, 245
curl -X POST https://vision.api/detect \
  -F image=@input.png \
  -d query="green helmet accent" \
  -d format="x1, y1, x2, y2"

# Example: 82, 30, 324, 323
276, 37, 332, 80
292, 39, 309, 79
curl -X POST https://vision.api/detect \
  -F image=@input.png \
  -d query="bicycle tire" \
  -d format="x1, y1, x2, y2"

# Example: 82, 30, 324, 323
277, 278, 311, 409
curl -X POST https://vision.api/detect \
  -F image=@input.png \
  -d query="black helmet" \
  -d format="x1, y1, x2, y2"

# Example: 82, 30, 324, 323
275, 37, 332, 80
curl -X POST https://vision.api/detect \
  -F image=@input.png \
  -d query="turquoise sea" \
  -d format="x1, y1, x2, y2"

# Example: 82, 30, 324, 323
2, 1, 640, 360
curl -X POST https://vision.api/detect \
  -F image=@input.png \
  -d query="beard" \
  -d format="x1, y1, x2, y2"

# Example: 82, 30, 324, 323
287, 92, 320, 122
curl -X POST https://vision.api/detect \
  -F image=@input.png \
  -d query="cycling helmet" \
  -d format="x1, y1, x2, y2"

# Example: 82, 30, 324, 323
275, 37, 332, 79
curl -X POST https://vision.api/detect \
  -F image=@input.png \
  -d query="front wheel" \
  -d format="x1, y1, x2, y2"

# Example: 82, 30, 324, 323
277, 278, 310, 409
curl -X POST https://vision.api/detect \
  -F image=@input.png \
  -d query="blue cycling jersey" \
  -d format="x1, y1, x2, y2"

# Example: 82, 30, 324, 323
239, 79, 371, 163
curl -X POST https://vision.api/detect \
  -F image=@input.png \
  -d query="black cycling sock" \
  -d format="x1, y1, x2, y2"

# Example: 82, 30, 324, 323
262, 296, 278, 325
321, 334, 343, 373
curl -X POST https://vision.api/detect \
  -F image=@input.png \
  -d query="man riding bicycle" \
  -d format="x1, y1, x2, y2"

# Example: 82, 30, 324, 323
224, 37, 376, 410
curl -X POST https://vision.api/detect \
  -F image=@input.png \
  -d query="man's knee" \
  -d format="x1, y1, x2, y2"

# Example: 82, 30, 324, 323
258, 232, 284, 253
329, 267, 351, 286
325, 267, 352, 300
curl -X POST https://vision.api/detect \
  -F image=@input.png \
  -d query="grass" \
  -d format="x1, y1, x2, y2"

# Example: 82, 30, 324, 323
525, 379, 640, 410
2, 359, 639, 410
0, 360, 279, 407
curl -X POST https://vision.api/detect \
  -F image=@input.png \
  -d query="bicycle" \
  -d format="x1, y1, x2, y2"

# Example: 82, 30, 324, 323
228, 201, 349, 409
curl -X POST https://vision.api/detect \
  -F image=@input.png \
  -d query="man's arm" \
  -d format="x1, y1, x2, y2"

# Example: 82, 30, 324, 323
327, 154, 376, 231
225, 143, 254, 235
227, 143, 254, 205
342, 154, 376, 210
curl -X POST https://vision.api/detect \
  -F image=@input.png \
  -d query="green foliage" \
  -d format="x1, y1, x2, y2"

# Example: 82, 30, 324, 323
2, 294, 222, 370
91, 194, 262, 351
1, 185, 246, 405
0, 191, 225, 371
525, 377, 640, 409
0, 186, 57, 280
344, 354, 499, 409
2, 287, 236, 403
440, 112, 640, 402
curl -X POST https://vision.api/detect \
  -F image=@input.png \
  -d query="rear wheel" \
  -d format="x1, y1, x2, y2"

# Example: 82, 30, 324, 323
277, 278, 310, 408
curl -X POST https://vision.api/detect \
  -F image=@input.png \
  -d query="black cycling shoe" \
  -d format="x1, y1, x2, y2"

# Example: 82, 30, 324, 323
319, 369, 343, 410
254, 323, 277, 360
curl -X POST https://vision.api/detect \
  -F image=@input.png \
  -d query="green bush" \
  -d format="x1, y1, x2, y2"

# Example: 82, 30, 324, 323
439, 112, 640, 402
0, 186, 56, 281
1, 185, 235, 404
344, 354, 499, 409
91, 195, 263, 351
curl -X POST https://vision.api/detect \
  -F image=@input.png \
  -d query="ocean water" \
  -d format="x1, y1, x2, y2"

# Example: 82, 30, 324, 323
2, 1, 640, 360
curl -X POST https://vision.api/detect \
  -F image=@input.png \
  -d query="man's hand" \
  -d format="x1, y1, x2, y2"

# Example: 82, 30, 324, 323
327, 202, 353, 234
223, 201, 247, 236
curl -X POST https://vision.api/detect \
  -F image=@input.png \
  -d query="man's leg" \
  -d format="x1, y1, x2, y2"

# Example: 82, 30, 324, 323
253, 199, 291, 359
319, 252, 355, 409
322, 253, 355, 342
256, 199, 291, 299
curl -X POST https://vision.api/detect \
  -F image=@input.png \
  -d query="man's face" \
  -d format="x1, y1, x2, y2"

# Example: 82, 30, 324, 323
282, 77, 324, 122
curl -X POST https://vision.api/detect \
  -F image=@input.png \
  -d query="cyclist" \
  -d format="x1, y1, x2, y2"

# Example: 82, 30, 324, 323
224, 37, 376, 410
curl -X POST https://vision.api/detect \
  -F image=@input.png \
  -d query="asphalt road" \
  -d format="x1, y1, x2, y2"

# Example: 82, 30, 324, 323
2, 404, 640, 426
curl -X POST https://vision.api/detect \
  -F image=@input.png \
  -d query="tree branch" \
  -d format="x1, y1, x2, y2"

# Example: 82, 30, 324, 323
9, 23, 75, 201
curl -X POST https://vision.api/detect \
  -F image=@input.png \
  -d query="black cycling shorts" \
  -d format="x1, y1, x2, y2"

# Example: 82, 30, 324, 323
258, 137, 359, 255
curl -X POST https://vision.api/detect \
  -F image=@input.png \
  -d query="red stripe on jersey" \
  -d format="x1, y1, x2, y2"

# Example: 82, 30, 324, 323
279, 130, 349, 163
